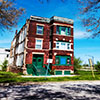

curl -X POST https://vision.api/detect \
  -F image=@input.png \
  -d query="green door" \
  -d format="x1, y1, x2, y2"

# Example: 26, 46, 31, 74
32, 55, 43, 68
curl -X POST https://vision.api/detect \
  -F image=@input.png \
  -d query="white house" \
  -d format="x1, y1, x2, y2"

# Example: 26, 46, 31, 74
0, 48, 10, 70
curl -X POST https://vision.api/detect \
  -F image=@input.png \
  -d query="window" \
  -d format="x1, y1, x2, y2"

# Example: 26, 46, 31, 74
61, 26, 66, 35
67, 43, 70, 49
36, 25, 44, 34
60, 56, 66, 64
55, 56, 71, 65
56, 26, 71, 35
56, 41, 71, 50
67, 58, 70, 65
55, 57, 59, 64
35, 39, 43, 49
56, 42, 59, 49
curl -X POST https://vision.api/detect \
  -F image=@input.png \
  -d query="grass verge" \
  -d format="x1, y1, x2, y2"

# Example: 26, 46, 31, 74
0, 70, 100, 83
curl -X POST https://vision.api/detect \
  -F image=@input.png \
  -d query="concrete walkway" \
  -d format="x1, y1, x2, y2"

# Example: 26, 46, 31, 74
21, 75, 76, 78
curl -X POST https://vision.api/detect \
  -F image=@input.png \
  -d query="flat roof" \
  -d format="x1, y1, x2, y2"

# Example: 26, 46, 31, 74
30, 16, 73, 24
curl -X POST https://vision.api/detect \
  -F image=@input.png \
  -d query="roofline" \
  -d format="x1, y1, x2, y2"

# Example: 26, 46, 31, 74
30, 15, 74, 24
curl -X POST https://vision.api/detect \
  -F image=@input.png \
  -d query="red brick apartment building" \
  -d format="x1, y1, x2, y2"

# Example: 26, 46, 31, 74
9, 16, 74, 75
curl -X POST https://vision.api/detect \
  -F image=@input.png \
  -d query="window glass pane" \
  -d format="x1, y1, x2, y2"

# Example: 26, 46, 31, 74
33, 59, 36, 62
35, 39, 42, 49
56, 57, 59, 64
60, 57, 66, 64
56, 46, 59, 48
56, 42, 59, 45
56, 26, 60, 34
37, 25, 43, 34
68, 27, 71, 35
67, 58, 70, 64
37, 40, 42, 43
36, 45, 41, 49
38, 59, 41, 62
61, 42, 65, 45
61, 27, 66, 35
37, 30, 43, 34
56, 42, 59, 49
67, 44, 70, 49
37, 26, 43, 30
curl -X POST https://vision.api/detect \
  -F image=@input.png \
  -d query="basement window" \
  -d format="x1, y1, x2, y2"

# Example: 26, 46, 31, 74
56, 26, 71, 36
36, 25, 44, 35
35, 39, 43, 49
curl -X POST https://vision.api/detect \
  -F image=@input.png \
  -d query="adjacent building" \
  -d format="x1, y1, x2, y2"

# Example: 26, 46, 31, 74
0, 48, 10, 70
9, 16, 74, 75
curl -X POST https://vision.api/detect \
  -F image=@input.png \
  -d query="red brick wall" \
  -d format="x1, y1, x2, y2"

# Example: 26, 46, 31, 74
25, 21, 50, 65
25, 20, 74, 71
50, 22, 74, 71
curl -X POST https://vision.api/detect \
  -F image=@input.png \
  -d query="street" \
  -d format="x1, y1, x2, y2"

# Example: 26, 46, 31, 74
0, 81, 100, 100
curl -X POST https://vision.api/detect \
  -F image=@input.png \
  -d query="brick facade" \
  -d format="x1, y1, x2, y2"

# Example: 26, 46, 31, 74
9, 16, 74, 75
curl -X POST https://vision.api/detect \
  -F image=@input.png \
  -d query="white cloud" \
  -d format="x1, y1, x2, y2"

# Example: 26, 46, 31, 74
74, 30, 90, 39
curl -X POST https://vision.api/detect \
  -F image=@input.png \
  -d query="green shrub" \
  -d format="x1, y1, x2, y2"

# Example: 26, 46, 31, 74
74, 57, 82, 74
1, 59, 8, 71
50, 69, 55, 75
94, 61, 100, 73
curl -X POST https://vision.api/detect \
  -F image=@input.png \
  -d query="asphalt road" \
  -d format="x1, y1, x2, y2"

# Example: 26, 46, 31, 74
0, 81, 100, 100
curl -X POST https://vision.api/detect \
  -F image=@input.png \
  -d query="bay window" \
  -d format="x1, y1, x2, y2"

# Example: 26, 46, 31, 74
56, 26, 71, 35
56, 41, 71, 50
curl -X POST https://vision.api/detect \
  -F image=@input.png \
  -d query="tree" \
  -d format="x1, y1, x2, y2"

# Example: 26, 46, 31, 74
1, 59, 8, 71
74, 57, 82, 74
94, 61, 100, 73
0, 0, 24, 30
78, 0, 100, 38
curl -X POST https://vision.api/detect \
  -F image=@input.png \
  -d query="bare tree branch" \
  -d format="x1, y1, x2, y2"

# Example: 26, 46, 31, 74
0, 0, 25, 31
78, 0, 100, 38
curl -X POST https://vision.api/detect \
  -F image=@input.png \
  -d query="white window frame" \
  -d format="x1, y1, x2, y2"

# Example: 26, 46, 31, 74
56, 41, 71, 50
35, 39, 43, 49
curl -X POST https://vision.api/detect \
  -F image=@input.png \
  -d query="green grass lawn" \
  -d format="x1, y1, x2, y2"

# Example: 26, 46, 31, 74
0, 70, 100, 83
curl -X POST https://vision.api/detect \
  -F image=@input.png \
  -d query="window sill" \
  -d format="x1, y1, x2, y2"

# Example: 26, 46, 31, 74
53, 48, 73, 51
35, 48, 42, 50
53, 64, 72, 66
36, 33, 43, 35
54, 34, 72, 37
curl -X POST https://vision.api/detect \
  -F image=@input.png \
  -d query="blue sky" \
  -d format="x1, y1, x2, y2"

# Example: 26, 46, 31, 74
0, 0, 100, 64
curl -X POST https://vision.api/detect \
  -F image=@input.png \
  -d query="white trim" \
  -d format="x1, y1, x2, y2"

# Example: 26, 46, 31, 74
56, 38, 58, 40
53, 23, 73, 28
70, 70, 74, 73
63, 38, 65, 41
35, 38, 44, 40
53, 34, 73, 37
53, 48, 73, 51
36, 23, 45, 26
70, 54, 72, 57
54, 53, 57, 55
69, 40, 71, 42
55, 70, 72, 75
32, 52, 44, 54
